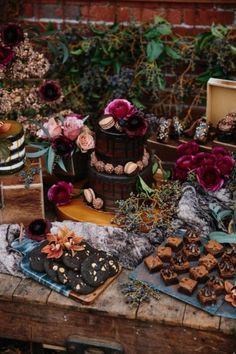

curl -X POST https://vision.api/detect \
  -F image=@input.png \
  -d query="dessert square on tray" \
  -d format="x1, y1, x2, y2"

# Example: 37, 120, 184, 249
130, 230, 236, 319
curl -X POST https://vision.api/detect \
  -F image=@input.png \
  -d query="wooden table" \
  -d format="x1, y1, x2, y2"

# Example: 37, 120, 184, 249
0, 270, 236, 354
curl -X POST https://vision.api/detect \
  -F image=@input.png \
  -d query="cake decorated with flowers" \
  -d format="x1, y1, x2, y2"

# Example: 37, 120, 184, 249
0, 120, 25, 174
86, 99, 153, 212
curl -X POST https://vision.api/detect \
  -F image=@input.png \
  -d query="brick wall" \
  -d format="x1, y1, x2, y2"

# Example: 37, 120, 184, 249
22, 0, 236, 35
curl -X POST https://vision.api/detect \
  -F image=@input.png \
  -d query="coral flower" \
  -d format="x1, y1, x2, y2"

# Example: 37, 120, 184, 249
224, 281, 236, 307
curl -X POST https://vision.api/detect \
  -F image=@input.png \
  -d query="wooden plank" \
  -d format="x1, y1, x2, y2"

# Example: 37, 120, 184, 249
183, 304, 220, 331
0, 273, 22, 301
13, 278, 51, 304
137, 292, 186, 326
0, 302, 32, 342
220, 317, 236, 335
48, 270, 136, 320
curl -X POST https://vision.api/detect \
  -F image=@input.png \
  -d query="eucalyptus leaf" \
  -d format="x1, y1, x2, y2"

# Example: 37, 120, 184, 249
47, 146, 56, 175
59, 42, 69, 64
152, 161, 159, 174
165, 46, 181, 59
26, 147, 49, 158
209, 231, 236, 244
138, 176, 155, 195
57, 158, 67, 172
71, 48, 83, 56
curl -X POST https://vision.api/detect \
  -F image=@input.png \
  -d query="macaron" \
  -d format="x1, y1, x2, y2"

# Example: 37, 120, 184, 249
99, 116, 115, 130
124, 162, 138, 176
84, 188, 96, 204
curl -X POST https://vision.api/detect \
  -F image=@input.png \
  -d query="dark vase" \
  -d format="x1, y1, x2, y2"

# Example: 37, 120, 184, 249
53, 150, 89, 183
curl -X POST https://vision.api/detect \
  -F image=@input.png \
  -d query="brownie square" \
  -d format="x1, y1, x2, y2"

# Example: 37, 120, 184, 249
182, 243, 201, 260
199, 253, 218, 271
160, 266, 178, 286
223, 247, 236, 266
204, 240, 224, 257
166, 236, 183, 251
197, 285, 217, 306
178, 277, 198, 295
189, 265, 209, 283
218, 257, 235, 279
144, 254, 163, 273
206, 276, 225, 295
184, 230, 201, 244
156, 246, 172, 261
171, 253, 190, 273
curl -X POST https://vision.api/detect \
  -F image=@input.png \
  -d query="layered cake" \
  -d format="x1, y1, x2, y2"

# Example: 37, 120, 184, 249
0, 120, 25, 174
87, 99, 153, 212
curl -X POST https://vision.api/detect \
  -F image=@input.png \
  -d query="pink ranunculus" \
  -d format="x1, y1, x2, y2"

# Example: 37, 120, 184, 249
173, 166, 189, 181
46, 117, 62, 138
63, 114, 84, 141
177, 141, 199, 157
104, 99, 135, 120
48, 181, 73, 206
76, 131, 95, 153
196, 166, 224, 192
216, 155, 235, 177
192, 152, 216, 168
176, 155, 193, 170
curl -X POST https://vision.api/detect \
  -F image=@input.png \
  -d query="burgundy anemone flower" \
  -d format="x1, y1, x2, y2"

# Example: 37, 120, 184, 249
25, 219, 52, 241
123, 112, 148, 137
0, 45, 15, 67
39, 80, 62, 103
1, 23, 24, 47
48, 181, 73, 206
51, 135, 75, 156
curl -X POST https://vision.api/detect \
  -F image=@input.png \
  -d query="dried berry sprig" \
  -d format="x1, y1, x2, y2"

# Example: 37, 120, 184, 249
121, 279, 160, 310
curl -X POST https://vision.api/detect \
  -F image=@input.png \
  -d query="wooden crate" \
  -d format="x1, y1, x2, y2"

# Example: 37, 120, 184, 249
0, 158, 45, 224
206, 78, 236, 127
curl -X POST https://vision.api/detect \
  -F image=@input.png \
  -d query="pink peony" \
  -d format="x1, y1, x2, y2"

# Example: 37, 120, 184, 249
104, 99, 135, 120
46, 117, 62, 138
48, 181, 73, 206
63, 114, 84, 141
196, 165, 224, 192
176, 155, 193, 170
192, 152, 216, 168
177, 141, 199, 156
216, 155, 235, 177
76, 130, 95, 152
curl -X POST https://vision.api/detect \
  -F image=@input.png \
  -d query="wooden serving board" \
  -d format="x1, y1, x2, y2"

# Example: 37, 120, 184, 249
56, 197, 115, 226
21, 249, 122, 305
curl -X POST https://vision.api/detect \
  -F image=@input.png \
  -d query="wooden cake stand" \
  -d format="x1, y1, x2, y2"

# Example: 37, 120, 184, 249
56, 197, 115, 226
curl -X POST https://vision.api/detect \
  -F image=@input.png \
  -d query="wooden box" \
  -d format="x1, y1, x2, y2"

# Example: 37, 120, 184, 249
0, 158, 45, 224
206, 78, 236, 152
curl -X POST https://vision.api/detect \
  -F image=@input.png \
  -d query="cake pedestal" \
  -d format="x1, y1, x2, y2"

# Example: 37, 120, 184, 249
56, 197, 115, 226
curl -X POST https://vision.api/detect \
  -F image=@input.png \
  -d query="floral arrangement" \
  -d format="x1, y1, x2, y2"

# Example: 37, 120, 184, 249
41, 226, 84, 259
103, 99, 149, 137
173, 141, 235, 192
27, 112, 95, 174
0, 23, 49, 79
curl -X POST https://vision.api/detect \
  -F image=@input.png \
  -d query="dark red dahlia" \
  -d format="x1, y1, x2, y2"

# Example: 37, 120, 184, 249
39, 80, 62, 103
1, 23, 24, 47
51, 136, 75, 156
0, 45, 15, 67
26, 219, 51, 241
123, 111, 148, 137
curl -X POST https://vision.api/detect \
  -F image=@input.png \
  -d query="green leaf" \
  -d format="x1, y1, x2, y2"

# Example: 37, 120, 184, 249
152, 161, 159, 174
163, 169, 171, 180
47, 42, 58, 56
47, 146, 56, 175
130, 97, 145, 109
146, 40, 164, 62
26, 147, 49, 158
137, 176, 155, 196
59, 42, 69, 64
157, 76, 166, 90
195, 32, 213, 52
230, 45, 236, 55
165, 46, 181, 59
211, 24, 228, 39
57, 158, 67, 172
71, 48, 83, 56
209, 231, 236, 244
